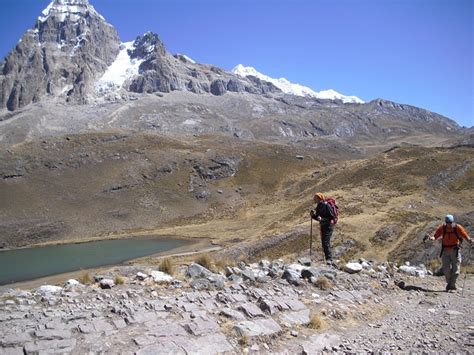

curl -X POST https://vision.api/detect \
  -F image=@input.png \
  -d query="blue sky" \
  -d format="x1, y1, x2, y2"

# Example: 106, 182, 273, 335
0, 0, 472, 127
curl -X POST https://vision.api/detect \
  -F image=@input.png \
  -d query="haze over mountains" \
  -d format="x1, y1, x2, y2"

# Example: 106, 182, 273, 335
0, 0, 472, 268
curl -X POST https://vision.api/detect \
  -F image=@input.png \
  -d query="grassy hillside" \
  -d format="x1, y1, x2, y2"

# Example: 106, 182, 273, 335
0, 132, 472, 266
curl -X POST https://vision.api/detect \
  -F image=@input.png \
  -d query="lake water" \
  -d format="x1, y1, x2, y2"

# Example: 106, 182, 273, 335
0, 237, 189, 285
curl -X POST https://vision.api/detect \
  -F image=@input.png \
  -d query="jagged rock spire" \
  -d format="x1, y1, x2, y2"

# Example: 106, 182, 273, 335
0, 0, 120, 111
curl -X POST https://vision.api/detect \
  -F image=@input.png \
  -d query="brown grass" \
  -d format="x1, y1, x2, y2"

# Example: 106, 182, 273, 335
314, 276, 332, 290
238, 333, 250, 346
308, 312, 325, 330
1, 295, 19, 304
195, 253, 213, 270
461, 264, 474, 274
159, 257, 175, 275
213, 257, 235, 272
114, 275, 124, 285
253, 233, 310, 261
219, 319, 235, 336
427, 258, 441, 272
78, 271, 92, 284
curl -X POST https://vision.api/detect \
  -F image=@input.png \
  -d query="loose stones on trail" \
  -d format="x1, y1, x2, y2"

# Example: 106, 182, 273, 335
0, 256, 450, 354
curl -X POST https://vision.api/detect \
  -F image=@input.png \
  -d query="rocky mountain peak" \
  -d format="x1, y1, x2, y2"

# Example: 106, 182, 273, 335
0, 0, 120, 111
38, 0, 97, 24
128, 32, 166, 60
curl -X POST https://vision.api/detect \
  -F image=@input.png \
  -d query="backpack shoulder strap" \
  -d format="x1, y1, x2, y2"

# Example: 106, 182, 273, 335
453, 223, 462, 242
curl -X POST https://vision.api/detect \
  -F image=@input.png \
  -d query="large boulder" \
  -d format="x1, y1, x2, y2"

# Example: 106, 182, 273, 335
210, 79, 227, 96
186, 263, 213, 279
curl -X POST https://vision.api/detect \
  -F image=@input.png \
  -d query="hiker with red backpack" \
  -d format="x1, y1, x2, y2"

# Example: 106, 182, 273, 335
310, 192, 338, 265
426, 214, 473, 292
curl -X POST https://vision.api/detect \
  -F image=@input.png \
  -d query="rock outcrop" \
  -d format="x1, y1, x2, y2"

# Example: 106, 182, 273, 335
124, 32, 281, 97
0, 256, 470, 353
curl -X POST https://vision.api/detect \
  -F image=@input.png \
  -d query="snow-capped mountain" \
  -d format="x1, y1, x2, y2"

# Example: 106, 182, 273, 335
232, 64, 364, 104
38, 0, 105, 23
0, 0, 120, 111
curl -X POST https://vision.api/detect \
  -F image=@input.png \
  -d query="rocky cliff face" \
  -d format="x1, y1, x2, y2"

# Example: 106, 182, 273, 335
119, 32, 281, 97
0, 0, 120, 111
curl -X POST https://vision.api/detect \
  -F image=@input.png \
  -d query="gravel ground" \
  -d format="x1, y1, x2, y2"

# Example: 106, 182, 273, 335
329, 274, 474, 353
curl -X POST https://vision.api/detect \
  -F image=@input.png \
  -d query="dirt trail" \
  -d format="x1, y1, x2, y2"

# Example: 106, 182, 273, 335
332, 274, 474, 352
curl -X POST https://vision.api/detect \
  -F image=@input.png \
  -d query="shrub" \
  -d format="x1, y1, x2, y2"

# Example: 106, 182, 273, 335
78, 271, 92, 285
114, 275, 124, 285
461, 264, 474, 274
195, 253, 212, 270
159, 257, 175, 275
214, 257, 235, 272
314, 276, 332, 290
427, 258, 441, 272
308, 312, 324, 330
238, 333, 250, 346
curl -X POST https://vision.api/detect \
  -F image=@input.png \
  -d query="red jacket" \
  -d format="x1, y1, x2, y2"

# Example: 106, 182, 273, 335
433, 223, 470, 248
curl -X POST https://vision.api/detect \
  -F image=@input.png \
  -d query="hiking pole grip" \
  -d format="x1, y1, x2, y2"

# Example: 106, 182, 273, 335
423, 233, 433, 244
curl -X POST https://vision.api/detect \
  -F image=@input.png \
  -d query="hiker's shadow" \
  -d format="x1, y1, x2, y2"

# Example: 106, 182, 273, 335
394, 280, 442, 293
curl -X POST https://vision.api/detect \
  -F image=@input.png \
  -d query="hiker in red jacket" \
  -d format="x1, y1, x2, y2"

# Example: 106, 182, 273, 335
310, 192, 338, 265
427, 214, 473, 291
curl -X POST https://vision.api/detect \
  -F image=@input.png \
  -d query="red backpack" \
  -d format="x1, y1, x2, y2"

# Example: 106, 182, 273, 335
325, 197, 339, 225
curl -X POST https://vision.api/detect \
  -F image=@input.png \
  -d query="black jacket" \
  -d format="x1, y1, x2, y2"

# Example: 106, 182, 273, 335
311, 201, 334, 225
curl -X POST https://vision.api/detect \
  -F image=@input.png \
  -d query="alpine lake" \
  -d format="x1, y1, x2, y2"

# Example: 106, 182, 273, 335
0, 237, 189, 285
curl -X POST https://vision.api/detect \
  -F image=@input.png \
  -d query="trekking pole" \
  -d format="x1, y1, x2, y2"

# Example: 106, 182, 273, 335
461, 244, 472, 297
309, 217, 313, 258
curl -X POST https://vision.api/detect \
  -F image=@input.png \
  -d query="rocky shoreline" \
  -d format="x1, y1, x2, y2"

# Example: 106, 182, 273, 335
0, 257, 472, 354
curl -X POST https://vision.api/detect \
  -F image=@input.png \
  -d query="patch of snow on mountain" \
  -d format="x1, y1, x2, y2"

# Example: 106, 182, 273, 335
232, 64, 364, 104
179, 54, 196, 64
95, 42, 143, 93
39, 0, 105, 23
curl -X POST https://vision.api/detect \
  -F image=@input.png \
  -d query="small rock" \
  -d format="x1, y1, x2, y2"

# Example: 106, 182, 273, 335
344, 262, 363, 274
187, 263, 213, 278
190, 278, 210, 290
298, 257, 312, 266
64, 279, 80, 287
136, 272, 148, 281
150, 270, 173, 283
241, 268, 256, 282
37, 285, 63, 294
99, 279, 115, 289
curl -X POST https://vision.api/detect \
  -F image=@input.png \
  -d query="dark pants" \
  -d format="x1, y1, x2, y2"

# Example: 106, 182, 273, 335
320, 224, 334, 261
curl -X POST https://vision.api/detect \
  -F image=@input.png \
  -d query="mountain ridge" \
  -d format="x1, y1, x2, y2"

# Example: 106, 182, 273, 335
232, 64, 364, 104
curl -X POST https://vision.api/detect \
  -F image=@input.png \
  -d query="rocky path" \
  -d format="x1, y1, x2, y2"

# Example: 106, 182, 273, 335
0, 259, 472, 354
326, 276, 474, 353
